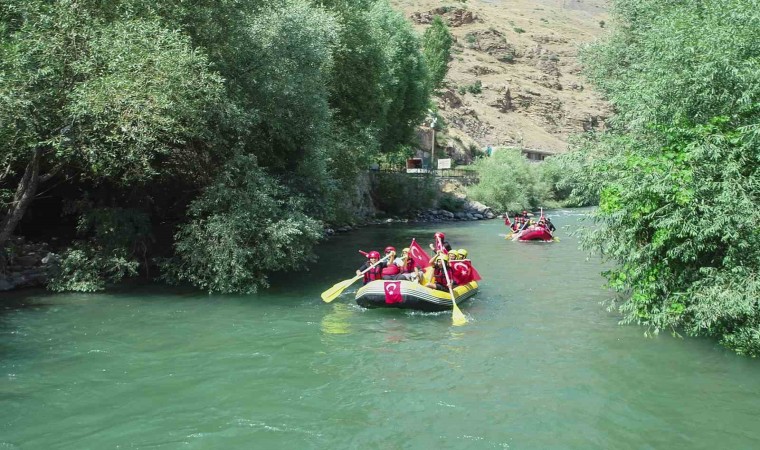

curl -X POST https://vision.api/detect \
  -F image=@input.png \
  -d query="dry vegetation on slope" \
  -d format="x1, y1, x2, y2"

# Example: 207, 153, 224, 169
392, 0, 612, 155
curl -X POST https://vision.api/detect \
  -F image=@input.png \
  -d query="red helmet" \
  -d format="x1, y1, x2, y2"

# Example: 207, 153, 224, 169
368, 251, 381, 259
434, 232, 445, 240
384, 246, 396, 254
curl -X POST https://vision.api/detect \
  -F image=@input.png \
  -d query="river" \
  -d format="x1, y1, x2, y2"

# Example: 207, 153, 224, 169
2, 209, 759, 449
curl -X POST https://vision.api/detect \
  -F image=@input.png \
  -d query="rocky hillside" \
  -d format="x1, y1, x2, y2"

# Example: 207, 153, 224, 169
392, 0, 612, 156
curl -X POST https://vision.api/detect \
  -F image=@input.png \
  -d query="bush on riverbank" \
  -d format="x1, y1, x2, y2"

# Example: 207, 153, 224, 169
466, 148, 555, 212
573, 0, 760, 355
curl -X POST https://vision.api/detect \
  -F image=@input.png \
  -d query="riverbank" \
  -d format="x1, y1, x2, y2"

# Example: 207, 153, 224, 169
326, 199, 497, 235
1, 199, 498, 292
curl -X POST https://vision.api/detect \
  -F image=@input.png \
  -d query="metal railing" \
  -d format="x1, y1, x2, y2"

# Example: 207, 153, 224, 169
371, 167, 479, 182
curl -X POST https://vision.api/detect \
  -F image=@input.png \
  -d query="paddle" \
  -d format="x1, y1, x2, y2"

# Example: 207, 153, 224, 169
436, 238, 467, 326
321, 255, 390, 303
504, 213, 516, 239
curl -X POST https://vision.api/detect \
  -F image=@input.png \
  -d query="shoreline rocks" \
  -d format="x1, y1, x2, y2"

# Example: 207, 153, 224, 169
0, 237, 58, 291
324, 202, 498, 236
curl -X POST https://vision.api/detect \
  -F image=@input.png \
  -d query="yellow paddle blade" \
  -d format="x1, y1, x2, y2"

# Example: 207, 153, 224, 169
553, 237, 561, 242
320, 275, 361, 303
452, 300, 467, 326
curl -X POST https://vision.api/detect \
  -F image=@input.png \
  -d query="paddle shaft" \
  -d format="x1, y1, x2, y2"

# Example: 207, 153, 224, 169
436, 237, 466, 325
355, 254, 391, 278
321, 254, 390, 303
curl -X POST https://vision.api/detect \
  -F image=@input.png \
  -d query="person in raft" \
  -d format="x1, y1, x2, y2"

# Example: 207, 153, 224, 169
429, 231, 452, 253
545, 217, 556, 232
356, 251, 385, 285
381, 246, 402, 280
426, 252, 456, 292
515, 211, 530, 231
389, 247, 422, 282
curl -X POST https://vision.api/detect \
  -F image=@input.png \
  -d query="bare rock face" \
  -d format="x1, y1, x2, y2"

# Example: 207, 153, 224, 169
463, 29, 517, 63
448, 9, 475, 27
439, 88, 463, 109
531, 34, 569, 45
468, 65, 499, 76
536, 74, 563, 90
402, 0, 612, 157
443, 129, 483, 165
410, 8, 475, 27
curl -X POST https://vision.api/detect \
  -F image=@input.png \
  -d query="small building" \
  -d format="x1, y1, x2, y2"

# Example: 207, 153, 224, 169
521, 148, 556, 162
406, 158, 428, 173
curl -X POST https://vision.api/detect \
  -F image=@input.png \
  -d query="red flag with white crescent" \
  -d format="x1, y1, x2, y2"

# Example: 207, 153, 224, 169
469, 261, 482, 281
451, 260, 481, 283
408, 239, 431, 268
384, 281, 403, 304
434, 238, 448, 254
451, 260, 472, 284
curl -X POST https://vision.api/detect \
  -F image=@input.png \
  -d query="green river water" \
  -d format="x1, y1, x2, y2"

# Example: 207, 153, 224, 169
2, 209, 760, 449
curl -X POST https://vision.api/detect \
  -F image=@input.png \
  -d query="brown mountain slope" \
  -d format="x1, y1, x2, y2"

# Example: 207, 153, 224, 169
392, 0, 612, 155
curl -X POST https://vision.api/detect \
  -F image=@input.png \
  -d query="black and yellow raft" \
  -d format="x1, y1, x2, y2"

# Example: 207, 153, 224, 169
355, 279, 479, 311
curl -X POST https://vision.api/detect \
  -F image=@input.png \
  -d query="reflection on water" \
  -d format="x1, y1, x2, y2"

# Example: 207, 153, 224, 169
320, 302, 354, 335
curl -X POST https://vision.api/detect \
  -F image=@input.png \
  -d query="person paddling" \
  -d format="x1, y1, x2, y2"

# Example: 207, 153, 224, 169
356, 251, 385, 285
381, 246, 401, 280
426, 252, 456, 291
545, 217, 556, 232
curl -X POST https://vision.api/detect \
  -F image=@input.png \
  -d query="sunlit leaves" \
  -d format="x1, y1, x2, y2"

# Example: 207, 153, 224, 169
167, 155, 323, 294
67, 19, 225, 183
422, 16, 452, 90
466, 148, 553, 212
575, 0, 760, 354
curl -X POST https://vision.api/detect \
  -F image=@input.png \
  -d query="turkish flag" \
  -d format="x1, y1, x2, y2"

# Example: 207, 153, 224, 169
408, 239, 431, 268
384, 281, 403, 304
434, 237, 449, 254
451, 260, 482, 284
470, 263, 482, 281
451, 260, 473, 284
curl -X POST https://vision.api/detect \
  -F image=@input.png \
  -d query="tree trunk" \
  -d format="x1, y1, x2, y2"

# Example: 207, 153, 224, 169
0, 148, 43, 250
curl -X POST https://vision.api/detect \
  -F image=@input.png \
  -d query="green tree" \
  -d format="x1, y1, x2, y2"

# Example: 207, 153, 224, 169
0, 2, 224, 250
572, 0, 760, 355
466, 148, 553, 212
166, 155, 323, 294
1, 0, 436, 293
422, 16, 452, 90
369, 0, 431, 152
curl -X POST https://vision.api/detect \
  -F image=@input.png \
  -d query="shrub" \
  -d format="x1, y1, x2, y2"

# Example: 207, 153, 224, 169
458, 80, 482, 95
165, 155, 323, 294
49, 246, 139, 292
48, 208, 151, 292
438, 192, 465, 212
466, 148, 552, 211
578, 0, 760, 355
